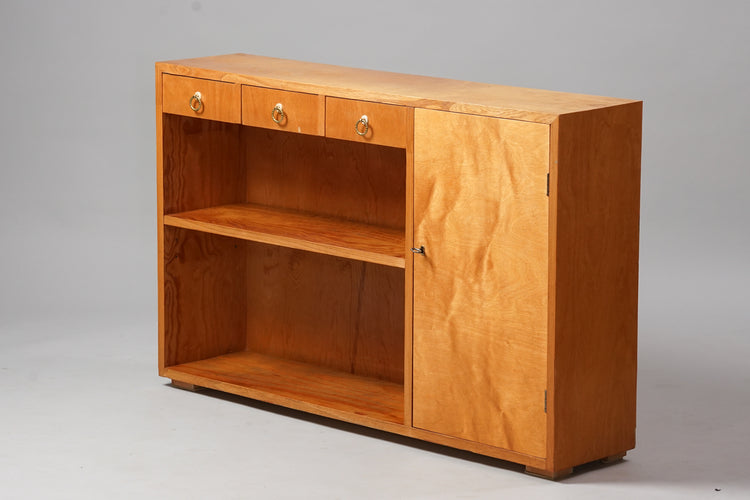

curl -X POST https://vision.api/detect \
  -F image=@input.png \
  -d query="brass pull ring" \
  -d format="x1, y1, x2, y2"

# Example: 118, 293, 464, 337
355, 115, 369, 136
189, 91, 203, 112
272, 103, 285, 124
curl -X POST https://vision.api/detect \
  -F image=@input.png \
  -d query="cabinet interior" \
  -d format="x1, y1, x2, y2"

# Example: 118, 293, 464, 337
161, 114, 407, 423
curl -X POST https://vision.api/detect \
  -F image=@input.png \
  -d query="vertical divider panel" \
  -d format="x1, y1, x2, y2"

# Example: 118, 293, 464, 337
404, 108, 415, 426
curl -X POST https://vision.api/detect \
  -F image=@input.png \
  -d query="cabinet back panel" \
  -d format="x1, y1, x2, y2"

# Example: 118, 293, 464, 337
162, 114, 244, 214
245, 243, 405, 384
163, 227, 247, 366
242, 126, 406, 229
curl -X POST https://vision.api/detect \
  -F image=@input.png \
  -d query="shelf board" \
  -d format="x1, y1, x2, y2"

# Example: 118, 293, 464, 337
165, 351, 404, 424
164, 203, 405, 268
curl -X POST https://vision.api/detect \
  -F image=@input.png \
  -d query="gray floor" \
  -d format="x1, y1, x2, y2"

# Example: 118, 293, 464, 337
2, 274, 748, 500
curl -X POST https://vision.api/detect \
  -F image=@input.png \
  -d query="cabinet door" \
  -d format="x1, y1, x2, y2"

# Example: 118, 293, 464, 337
412, 109, 549, 457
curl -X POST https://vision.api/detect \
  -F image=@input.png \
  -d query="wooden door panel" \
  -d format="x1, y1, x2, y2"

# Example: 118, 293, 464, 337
412, 109, 549, 457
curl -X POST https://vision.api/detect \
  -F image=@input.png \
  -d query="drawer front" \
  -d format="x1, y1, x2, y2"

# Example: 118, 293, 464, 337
326, 98, 408, 148
162, 74, 241, 123
242, 86, 324, 136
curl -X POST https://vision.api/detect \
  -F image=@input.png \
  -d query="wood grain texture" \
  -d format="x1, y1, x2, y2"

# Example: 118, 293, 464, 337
242, 85, 324, 135
412, 109, 549, 458
165, 203, 405, 268
166, 351, 404, 423
157, 54, 637, 124
162, 114, 243, 214
549, 102, 642, 472
243, 126, 405, 229
326, 97, 408, 148
162, 73, 241, 123
163, 227, 247, 367
245, 243, 405, 384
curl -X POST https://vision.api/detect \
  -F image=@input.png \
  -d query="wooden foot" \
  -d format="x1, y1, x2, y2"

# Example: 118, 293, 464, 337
171, 379, 201, 391
525, 466, 573, 480
601, 452, 627, 464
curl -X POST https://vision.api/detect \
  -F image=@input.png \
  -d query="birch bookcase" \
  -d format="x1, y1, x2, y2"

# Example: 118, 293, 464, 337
156, 53, 642, 479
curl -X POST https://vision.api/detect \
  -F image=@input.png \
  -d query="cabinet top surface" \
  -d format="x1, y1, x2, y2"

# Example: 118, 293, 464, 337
156, 53, 639, 124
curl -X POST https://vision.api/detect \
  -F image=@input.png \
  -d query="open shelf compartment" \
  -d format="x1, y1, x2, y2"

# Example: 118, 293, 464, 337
161, 114, 407, 425
162, 227, 405, 424
165, 351, 404, 424
162, 114, 406, 265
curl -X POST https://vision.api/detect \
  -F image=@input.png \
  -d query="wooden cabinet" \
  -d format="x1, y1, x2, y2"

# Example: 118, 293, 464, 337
156, 54, 642, 480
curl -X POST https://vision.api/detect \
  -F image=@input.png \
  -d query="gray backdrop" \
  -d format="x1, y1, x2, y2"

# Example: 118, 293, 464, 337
1, 1, 748, 497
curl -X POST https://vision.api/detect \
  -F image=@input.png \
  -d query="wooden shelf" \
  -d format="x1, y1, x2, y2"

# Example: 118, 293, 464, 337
165, 351, 404, 424
164, 203, 405, 268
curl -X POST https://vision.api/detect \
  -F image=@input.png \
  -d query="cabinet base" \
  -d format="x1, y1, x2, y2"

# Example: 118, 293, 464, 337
525, 452, 627, 480
601, 451, 627, 464
171, 379, 202, 392
524, 466, 573, 480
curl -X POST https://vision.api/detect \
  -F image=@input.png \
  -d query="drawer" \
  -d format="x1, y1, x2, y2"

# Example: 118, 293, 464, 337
326, 97, 408, 148
242, 86, 324, 136
162, 74, 241, 123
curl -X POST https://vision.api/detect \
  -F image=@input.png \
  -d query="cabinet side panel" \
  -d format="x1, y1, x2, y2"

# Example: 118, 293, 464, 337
157, 68, 166, 373
552, 102, 642, 470
162, 114, 243, 214
164, 228, 247, 366
413, 110, 549, 458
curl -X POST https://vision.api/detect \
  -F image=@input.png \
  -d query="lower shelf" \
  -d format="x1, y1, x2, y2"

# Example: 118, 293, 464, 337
164, 351, 404, 424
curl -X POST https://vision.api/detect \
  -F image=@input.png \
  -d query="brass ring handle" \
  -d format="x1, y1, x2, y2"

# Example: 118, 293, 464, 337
355, 115, 369, 136
272, 103, 285, 124
189, 91, 203, 112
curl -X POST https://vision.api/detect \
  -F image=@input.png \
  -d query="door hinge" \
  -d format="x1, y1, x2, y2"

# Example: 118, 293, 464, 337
546, 173, 549, 197
544, 390, 547, 413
